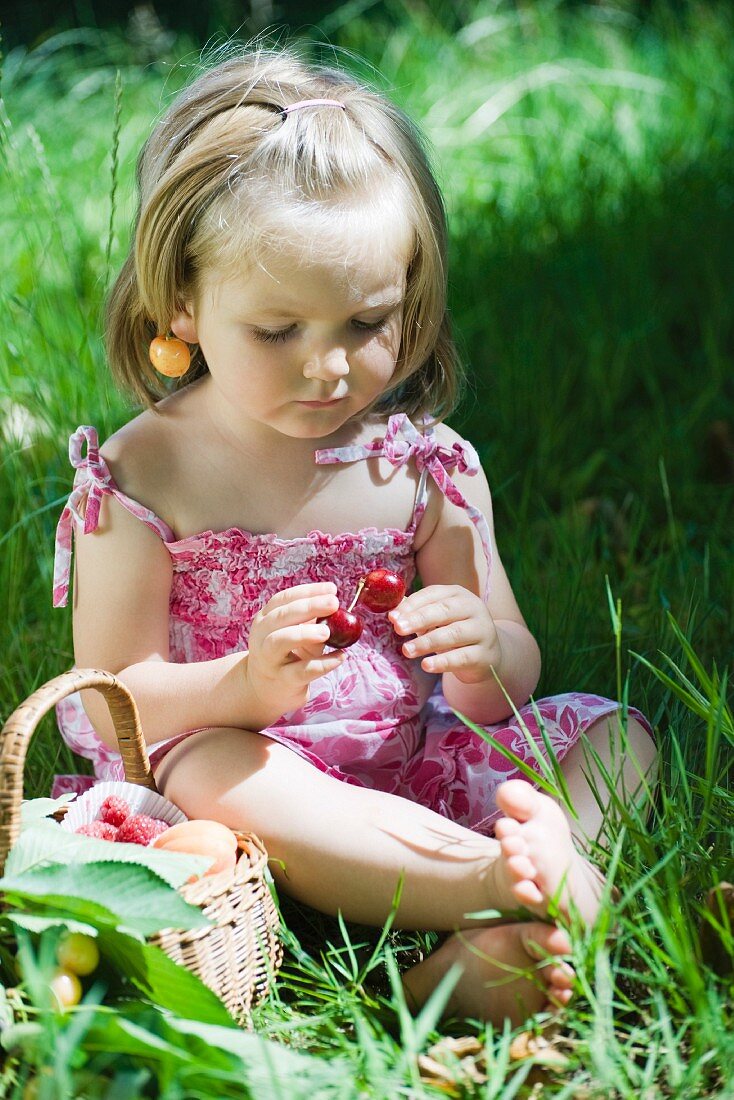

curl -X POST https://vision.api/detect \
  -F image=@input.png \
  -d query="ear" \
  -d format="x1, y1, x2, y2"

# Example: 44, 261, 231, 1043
170, 304, 198, 344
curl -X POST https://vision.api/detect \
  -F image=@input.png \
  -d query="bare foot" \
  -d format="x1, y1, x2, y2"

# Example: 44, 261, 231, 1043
493, 780, 607, 926
401, 922, 574, 1027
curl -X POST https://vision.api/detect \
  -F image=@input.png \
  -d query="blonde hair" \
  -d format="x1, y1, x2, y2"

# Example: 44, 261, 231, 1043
106, 41, 465, 424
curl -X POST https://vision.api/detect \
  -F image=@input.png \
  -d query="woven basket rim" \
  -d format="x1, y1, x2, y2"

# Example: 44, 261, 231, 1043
1, 670, 284, 1025
1, 669, 156, 869
178, 832, 270, 903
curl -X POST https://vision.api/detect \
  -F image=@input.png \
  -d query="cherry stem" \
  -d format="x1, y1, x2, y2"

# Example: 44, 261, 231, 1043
347, 578, 365, 613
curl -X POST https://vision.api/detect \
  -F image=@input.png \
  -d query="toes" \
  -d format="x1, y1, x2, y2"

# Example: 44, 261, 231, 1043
495, 779, 541, 823
544, 926, 573, 957
520, 926, 575, 1002
513, 879, 545, 907
498, 834, 526, 859
507, 854, 537, 882
547, 986, 573, 1008
497, 779, 571, 834
494, 816, 521, 840
547, 964, 575, 990
520, 922, 569, 961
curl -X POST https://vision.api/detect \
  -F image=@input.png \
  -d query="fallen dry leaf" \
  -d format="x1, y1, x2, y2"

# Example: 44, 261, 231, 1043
509, 1029, 571, 1069
417, 1035, 487, 1092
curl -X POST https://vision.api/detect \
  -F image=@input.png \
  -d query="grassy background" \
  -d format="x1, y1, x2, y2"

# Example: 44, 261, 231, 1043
1, 1, 733, 1095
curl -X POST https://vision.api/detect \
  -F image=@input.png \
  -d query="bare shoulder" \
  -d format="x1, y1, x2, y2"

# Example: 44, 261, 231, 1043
99, 409, 163, 469
98, 405, 180, 530
429, 420, 464, 446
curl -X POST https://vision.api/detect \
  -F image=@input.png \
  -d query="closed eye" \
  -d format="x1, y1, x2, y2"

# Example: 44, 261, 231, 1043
251, 318, 390, 345
251, 326, 295, 344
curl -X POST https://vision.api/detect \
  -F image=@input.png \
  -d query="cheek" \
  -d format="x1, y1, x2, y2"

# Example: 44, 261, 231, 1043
384, 321, 403, 367
364, 323, 402, 367
356, 344, 396, 385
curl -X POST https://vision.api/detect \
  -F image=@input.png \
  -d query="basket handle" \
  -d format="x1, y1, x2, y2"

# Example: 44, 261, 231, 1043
0, 668, 157, 871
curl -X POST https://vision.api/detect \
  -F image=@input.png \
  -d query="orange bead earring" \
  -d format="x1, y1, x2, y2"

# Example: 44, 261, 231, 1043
149, 334, 191, 378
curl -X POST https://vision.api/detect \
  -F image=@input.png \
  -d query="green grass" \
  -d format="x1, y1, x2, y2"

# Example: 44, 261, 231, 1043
1, 1, 732, 1095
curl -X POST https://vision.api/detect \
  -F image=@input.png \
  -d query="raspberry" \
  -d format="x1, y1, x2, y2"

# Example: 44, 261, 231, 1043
116, 814, 169, 846
75, 821, 118, 841
98, 796, 130, 827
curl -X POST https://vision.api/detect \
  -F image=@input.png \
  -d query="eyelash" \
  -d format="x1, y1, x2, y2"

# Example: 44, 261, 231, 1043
251, 319, 390, 345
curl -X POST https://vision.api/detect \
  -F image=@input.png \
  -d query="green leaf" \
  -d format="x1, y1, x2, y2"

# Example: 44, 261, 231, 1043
83, 1004, 357, 1094
4, 912, 99, 936
81, 1010, 192, 1065
0, 861, 211, 936
97, 929, 235, 1026
165, 1017, 359, 1096
80, 1007, 250, 1092
5, 822, 211, 887
6, 895, 117, 933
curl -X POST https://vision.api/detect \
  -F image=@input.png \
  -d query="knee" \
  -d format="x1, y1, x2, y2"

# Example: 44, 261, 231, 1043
153, 726, 273, 818
627, 717, 657, 773
586, 713, 657, 777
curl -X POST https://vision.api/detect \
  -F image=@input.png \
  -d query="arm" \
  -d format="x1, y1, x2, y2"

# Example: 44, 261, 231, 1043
72, 489, 344, 748
390, 426, 541, 725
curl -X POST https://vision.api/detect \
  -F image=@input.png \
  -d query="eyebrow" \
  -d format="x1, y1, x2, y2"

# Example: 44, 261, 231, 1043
250, 296, 405, 321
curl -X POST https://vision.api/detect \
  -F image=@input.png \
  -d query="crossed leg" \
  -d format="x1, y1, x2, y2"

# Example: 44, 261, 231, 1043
153, 712, 655, 1025
495, 713, 657, 923
401, 713, 657, 1020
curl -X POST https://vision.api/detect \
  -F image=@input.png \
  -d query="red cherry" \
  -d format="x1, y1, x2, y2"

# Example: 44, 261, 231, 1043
319, 607, 364, 648
359, 569, 406, 612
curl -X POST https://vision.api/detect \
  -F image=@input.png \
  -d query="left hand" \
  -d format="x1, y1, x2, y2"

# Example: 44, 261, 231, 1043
388, 584, 502, 684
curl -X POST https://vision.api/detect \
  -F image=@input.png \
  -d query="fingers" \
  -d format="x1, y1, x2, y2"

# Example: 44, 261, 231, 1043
416, 647, 489, 675
288, 633, 343, 662
254, 588, 340, 635
398, 617, 488, 675
386, 585, 496, 676
288, 641, 327, 662
265, 582, 338, 608
264, 620, 335, 664
297, 652, 348, 680
389, 588, 481, 639
400, 621, 477, 660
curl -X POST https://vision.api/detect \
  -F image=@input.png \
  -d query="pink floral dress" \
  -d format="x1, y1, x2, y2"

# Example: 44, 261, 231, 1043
52, 414, 651, 834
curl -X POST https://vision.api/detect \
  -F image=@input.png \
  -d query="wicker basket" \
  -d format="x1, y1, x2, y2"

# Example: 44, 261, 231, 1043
0, 668, 283, 1026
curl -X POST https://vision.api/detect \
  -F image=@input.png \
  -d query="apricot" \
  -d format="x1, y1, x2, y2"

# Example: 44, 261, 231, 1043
152, 819, 238, 880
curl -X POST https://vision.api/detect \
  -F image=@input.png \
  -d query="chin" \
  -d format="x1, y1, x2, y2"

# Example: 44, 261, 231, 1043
276, 417, 343, 441
285, 404, 355, 431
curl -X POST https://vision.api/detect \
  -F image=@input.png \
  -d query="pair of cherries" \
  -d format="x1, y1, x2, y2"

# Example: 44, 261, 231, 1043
319, 569, 405, 648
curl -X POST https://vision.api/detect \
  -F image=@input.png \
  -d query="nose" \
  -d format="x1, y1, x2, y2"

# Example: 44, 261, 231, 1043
302, 344, 350, 381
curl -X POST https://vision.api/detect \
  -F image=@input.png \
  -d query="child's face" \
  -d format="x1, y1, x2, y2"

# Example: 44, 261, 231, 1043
172, 203, 414, 441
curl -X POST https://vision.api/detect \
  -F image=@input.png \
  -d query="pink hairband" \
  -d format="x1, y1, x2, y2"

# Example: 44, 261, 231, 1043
281, 98, 346, 119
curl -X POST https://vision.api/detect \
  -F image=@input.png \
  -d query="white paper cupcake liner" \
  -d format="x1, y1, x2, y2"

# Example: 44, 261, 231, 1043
60, 780, 188, 835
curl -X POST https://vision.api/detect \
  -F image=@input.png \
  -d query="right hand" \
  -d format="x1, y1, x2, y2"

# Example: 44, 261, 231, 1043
242, 582, 347, 725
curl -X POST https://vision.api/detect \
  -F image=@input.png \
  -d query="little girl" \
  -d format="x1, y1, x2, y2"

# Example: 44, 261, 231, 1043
52, 43, 656, 1025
